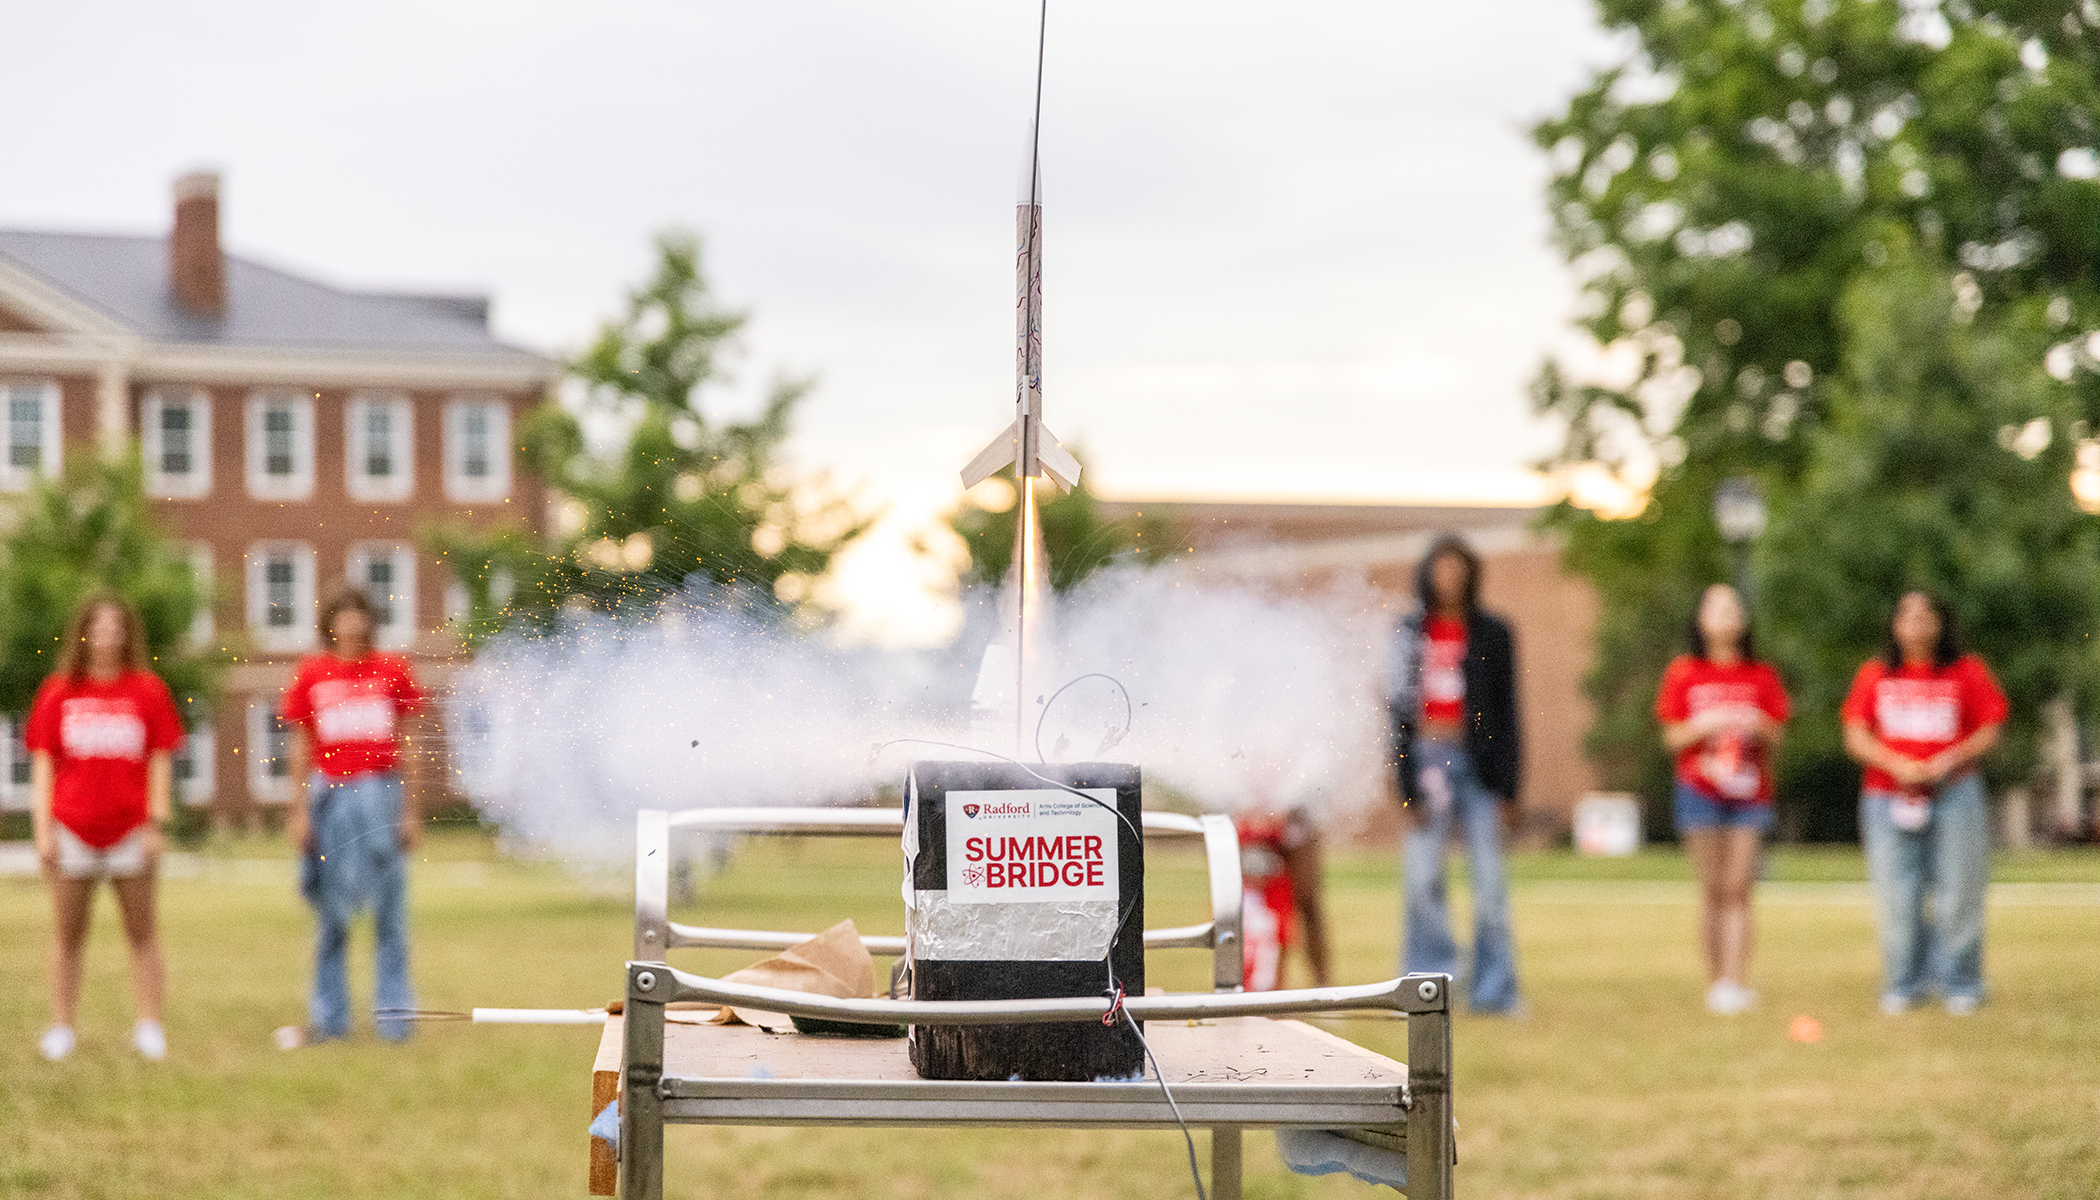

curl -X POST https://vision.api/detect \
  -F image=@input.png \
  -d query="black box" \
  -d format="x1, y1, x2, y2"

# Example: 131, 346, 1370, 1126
904, 760, 1145, 1081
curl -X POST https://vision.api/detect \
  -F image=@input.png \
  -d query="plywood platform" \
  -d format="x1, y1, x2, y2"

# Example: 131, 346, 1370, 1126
593, 1013, 1408, 1181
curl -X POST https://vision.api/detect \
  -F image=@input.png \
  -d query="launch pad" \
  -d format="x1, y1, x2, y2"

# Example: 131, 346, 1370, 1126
601, 806, 1455, 1200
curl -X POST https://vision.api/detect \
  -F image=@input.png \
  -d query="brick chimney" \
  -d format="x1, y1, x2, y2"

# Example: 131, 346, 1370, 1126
170, 171, 225, 318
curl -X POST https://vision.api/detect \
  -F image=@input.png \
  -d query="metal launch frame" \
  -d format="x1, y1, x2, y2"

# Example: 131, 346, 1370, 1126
603, 807, 1455, 1200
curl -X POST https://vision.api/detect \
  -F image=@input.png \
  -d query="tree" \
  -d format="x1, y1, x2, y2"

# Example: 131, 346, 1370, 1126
0, 452, 216, 728
950, 464, 1173, 594
1533, 0, 2100, 836
1760, 247, 2100, 803
432, 231, 867, 638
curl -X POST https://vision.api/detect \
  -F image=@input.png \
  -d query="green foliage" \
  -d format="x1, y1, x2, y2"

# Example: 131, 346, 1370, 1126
1535, 0, 2100, 835
949, 464, 1173, 593
0, 451, 217, 727
1762, 250, 2100, 787
431, 231, 866, 639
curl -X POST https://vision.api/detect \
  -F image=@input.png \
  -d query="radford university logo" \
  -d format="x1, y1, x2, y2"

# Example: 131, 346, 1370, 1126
962, 804, 980, 818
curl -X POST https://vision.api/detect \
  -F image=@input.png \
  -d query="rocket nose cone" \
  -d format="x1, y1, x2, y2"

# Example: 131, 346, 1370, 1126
1016, 148, 1044, 206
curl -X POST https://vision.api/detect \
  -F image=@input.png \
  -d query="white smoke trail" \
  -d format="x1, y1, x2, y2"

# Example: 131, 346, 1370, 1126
1036, 568, 1392, 823
448, 570, 1394, 862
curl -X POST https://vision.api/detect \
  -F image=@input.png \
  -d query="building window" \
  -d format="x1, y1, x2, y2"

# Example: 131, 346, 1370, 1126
444, 397, 510, 502
245, 542, 316, 652
245, 392, 314, 500
0, 718, 30, 812
1, 380, 61, 491
346, 394, 414, 502
246, 700, 293, 802
144, 389, 212, 499
348, 543, 418, 649
173, 722, 215, 807
188, 544, 215, 647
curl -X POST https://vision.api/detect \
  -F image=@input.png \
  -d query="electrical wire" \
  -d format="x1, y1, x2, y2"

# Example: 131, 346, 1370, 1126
1033, 671, 1135, 764
1127, 1010, 1208, 1200
871, 731, 1207, 1200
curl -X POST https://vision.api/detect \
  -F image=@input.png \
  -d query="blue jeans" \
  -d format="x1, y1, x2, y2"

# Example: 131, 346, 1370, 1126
306, 772, 414, 1041
1673, 782, 1776, 834
1401, 739, 1520, 1012
1860, 774, 1988, 1005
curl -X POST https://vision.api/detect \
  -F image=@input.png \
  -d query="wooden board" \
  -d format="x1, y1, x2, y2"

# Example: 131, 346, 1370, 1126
591, 1013, 1410, 1187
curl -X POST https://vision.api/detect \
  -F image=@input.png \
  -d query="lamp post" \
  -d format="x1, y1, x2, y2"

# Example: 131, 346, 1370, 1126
1713, 476, 1767, 601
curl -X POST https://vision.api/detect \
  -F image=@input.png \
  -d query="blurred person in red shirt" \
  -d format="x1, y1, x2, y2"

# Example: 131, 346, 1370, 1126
29, 595, 185, 1062
1841, 591, 2006, 1016
1388, 534, 1524, 1014
1235, 803, 1332, 990
282, 588, 426, 1042
1655, 584, 1789, 1015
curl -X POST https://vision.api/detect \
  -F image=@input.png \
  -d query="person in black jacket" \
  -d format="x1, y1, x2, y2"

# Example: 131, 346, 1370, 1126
1389, 533, 1524, 1014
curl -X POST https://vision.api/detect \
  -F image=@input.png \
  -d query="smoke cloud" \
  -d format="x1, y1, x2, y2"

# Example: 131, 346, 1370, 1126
448, 568, 1395, 862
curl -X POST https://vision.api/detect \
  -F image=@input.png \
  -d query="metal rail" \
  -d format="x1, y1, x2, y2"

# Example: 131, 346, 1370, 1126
629, 961, 1449, 1022
635, 807, 1244, 991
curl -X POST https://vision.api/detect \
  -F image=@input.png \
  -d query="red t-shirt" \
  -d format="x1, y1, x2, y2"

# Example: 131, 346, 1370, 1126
1840, 655, 2008, 795
280, 652, 426, 780
25, 669, 185, 848
1236, 808, 1315, 990
1654, 656, 1790, 804
1419, 617, 1467, 724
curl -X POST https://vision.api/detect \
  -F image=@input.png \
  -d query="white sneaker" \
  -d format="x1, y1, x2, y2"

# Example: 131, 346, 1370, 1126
1880, 993, 1912, 1016
1945, 994, 1980, 1016
39, 1025, 75, 1061
1706, 981, 1756, 1014
134, 1020, 167, 1062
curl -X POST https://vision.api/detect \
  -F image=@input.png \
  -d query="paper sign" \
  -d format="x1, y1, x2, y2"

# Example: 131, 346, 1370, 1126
944, 788, 1119, 904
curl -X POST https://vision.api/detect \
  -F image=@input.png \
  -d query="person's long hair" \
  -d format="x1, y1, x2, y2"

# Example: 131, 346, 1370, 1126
318, 586, 379, 649
1882, 590, 1963, 670
55, 594, 151, 680
1413, 533, 1481, 615
1686, 589, 1759, 663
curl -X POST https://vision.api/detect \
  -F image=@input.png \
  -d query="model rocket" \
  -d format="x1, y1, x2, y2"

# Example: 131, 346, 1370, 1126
961, 161, 1082, 493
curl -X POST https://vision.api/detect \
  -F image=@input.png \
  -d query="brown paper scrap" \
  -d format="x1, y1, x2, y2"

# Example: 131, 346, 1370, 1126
705, 919, 876, 1032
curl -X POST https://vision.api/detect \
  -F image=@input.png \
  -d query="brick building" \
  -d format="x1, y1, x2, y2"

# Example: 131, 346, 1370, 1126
0, 173, 556, 825
1097, 498, 1603, 835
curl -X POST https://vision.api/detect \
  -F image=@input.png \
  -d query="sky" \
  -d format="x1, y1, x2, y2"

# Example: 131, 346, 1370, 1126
1, 1, 1624, 642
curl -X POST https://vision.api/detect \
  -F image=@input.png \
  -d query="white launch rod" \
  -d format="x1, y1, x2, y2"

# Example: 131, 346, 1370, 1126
469, 1008, 609, 1025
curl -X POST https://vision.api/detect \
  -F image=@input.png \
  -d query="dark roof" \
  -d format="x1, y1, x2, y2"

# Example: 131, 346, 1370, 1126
0, 230, 543, 361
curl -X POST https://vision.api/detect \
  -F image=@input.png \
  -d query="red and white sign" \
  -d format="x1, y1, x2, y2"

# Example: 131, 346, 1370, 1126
945, 788, 1119, 904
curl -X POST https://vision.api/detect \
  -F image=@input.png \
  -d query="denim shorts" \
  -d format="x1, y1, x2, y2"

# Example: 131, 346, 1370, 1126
1673, 782, 1775, 833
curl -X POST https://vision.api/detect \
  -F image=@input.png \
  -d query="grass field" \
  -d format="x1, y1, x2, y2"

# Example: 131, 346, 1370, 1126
3, 830, 2097, 1199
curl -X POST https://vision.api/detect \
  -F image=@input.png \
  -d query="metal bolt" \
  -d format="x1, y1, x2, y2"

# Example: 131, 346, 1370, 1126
643, 929, 659, 942
1218, 931, 1237, 945
1417, 980, 1439, 1002
636, 970, 658, 992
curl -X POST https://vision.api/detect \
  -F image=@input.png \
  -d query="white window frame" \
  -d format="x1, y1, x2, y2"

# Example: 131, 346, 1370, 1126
245, 541, 317, 652
246, 700, 293, 803
444, 396, 510, 502
0, 717, 31, 812
143, 388, 212, 499
245, 391, 315, 501
348, 542, 418, 650
1, 379, 62, 493
346, 393, 414, 503
173, 720, 215, 807
188, 543, 215, 648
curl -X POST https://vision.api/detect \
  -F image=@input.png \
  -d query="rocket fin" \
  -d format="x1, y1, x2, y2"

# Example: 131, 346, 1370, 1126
961, 420, 1019, 488
1036, 424, 1082, 493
